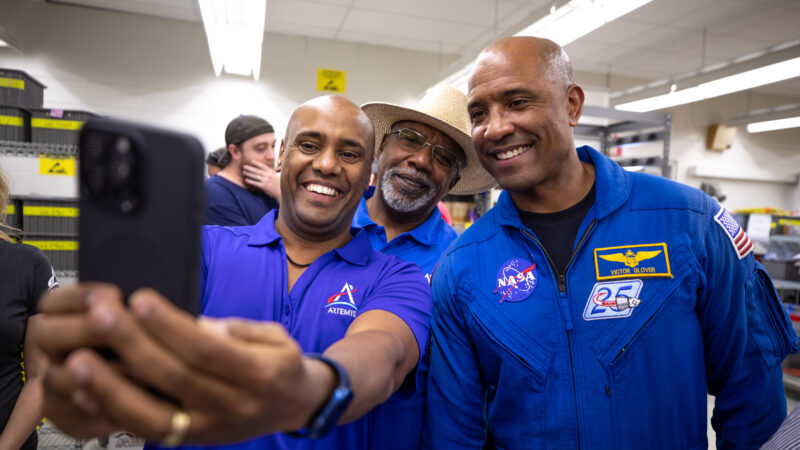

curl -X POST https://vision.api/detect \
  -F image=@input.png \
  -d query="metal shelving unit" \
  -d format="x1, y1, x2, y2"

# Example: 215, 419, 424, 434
575, 105, 672, 178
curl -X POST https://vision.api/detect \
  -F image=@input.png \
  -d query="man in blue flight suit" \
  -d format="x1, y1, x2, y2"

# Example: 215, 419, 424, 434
424, 36, 799, 449
34, 95, 433, 450
357, 84, 496, 449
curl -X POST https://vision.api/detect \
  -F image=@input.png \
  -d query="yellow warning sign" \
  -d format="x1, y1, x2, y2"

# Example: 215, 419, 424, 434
23, 240, 79, 251
39, 155, 76, 176
317, 68, 346, 93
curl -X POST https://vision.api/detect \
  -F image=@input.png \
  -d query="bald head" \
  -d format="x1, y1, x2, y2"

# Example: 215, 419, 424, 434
471, 37, 575, 92
285, 95, 375, 159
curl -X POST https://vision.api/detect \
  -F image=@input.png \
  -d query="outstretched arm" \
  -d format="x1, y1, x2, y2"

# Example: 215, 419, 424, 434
35, 284, 420, 444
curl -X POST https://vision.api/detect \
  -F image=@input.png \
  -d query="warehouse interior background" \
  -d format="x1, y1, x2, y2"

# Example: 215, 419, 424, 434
1, 0, 799, 210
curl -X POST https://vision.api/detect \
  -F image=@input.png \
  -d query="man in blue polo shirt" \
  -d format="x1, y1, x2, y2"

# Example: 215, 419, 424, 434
357, 84, 495, 449
34, 95, 433, 450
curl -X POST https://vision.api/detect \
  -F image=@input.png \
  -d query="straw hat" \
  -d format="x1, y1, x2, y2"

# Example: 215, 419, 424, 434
361, 84, 496, 195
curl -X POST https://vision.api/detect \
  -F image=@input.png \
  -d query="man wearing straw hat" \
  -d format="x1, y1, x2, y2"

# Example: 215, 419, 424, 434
358, 85, 495, 450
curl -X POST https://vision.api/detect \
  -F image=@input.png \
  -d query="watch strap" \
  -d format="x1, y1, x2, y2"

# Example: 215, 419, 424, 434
288, 353, 354, 439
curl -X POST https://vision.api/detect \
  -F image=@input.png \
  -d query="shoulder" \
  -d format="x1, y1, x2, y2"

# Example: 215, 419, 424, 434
628, 172, 706, 213
6, 241, 50, 265
201, 224, 258, 256
441, 207, 500, 259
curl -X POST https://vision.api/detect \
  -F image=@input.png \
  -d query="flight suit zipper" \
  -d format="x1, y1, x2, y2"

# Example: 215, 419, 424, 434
521, 220, 595, 449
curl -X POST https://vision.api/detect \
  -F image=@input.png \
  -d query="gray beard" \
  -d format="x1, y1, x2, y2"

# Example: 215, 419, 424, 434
380, 167, 437, 213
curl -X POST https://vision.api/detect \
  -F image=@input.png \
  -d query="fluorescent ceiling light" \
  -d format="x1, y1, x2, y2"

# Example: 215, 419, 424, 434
198, 0, 266, 80
616, 56, 800, 112
517, 0, 652, 47
0, 25, 21, 53
746, 117, 800, 133
438, 0, 651, 93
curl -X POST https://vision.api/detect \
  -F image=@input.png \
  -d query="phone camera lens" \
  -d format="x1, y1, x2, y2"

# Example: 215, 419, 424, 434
109, 136, 135, 185
114, 136, 131, 156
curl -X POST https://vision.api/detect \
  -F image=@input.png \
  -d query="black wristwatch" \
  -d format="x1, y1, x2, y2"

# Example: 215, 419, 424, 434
289, 353, 353, 439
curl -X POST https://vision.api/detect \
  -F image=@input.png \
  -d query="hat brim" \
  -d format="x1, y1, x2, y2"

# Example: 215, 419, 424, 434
361, 102, 496, 195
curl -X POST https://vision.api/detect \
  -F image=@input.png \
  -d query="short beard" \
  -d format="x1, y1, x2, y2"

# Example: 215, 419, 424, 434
380, 167, 437, 213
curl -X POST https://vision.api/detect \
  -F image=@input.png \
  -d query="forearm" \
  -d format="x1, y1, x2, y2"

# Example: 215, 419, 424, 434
0, 377, 44, 450
324, 328, 411, 423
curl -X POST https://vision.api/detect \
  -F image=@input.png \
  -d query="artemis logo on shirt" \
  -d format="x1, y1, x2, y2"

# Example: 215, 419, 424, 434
325, 283, 359, 317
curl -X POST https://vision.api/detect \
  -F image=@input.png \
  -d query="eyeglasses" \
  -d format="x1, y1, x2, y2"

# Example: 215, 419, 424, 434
389, 128, 463, 170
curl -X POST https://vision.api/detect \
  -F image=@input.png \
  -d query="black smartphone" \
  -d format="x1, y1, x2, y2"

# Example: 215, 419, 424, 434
79, 117, 205, 315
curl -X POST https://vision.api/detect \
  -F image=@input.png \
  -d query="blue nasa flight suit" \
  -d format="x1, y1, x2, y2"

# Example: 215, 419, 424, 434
353, 186, 458, 450
146, 210, 432, 450
425, 146, 799, 449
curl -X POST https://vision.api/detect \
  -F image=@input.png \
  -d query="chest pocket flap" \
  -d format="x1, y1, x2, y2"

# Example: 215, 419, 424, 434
464, 278, 554, 386
591, 245, 697, 368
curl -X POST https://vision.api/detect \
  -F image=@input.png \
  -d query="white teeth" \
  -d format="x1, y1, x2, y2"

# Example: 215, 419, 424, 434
496, 146, 529, 160
306, 184, 338, 197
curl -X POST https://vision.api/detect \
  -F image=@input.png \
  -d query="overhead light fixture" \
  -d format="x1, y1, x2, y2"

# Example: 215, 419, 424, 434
727, 103, 800, 134
747, 117, 800, 133
614, 41, 800, 112
198, 0, 267, 80
0, 25, 21, 53
517, 0, 653, 47
438, 0, 652, 93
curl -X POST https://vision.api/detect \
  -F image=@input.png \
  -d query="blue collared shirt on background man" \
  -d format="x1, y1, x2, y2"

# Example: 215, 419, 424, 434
205, 174, 278, 226
353, 186, 458, 282
353, 186, 458, 450
146, 209, 433, 450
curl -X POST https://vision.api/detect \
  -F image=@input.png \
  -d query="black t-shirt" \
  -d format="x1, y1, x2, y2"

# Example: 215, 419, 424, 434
0, 241, 58, 449
519, 184, 596, 275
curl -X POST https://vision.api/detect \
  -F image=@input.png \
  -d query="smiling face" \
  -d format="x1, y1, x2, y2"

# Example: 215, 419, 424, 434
467, 37, 584, 196
375, 120, 463, 215
277, 96, 374, 241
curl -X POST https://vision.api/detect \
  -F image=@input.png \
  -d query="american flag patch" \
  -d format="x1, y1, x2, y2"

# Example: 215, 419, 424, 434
714, 206, 753, 260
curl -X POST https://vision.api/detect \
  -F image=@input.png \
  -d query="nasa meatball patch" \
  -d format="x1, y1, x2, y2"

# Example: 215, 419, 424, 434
494, 258, 537, 304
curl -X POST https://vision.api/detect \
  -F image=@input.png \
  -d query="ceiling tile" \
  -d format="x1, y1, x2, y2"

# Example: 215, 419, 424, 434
351, 0, 496, 26
622, 0, 718, 26
266, 0, 349, 30
339, 8, 489, 47
582, 18, 656, 46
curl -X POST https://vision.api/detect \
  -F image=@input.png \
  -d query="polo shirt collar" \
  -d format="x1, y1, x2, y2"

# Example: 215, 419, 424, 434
354, 186, 448, 246
247, 209, 372, 266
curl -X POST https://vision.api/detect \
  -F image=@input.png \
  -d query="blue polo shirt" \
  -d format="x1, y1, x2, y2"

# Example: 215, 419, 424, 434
352, 187, 458, 282
353, 187, 458, 450
147, 209, 432, 450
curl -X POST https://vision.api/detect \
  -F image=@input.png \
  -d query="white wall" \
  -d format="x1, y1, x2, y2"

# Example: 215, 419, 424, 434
577, 71, 800, 212
665, 91, 800, 211
0, 0, 456, 154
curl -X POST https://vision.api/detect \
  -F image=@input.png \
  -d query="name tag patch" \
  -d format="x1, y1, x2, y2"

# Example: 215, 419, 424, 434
594, 243, 672, 280
583, 280, 643, 321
